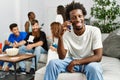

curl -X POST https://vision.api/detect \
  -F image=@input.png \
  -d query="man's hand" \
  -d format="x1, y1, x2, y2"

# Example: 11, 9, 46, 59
62, 21, 72, 32
13, 41, 18, 48
4, 40, 10, 45
57, 21, 72, 38
67, 60, 79, 73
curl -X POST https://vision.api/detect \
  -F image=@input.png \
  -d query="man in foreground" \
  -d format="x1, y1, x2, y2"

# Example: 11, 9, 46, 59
44, 1, 103, 80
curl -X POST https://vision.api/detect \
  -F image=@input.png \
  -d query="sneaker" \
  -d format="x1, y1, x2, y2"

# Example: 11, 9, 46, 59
16, 67, 21, 73
20, 71, 26, 74
18, 67, 26, 74
29, 68, 35, 74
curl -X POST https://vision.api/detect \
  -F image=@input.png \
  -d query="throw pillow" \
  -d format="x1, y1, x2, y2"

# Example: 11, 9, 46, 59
103, 28, 120, 59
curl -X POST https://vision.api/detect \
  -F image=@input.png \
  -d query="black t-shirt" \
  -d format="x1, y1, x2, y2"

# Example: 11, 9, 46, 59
24, 31, 48, 51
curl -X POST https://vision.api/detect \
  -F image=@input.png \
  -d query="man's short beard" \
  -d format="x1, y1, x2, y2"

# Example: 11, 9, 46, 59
72, 23, 83, 31
32, 29, 40, 38
73, 26, 83, 30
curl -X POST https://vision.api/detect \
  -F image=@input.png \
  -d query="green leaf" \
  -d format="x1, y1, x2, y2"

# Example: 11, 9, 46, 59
91, 0, 120, 33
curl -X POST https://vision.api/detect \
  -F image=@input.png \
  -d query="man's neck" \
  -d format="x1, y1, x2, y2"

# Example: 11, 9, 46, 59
74, 26, 85, 36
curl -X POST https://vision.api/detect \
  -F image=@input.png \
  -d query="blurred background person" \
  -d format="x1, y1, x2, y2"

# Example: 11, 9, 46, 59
25, 11, 36, 33
0, 23, 27, 71
55, 5, 66, 24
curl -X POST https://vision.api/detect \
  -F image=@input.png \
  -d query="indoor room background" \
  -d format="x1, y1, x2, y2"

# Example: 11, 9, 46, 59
0, 0, 120, 47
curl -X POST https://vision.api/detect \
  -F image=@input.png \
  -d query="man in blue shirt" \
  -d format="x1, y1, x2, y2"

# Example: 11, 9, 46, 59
0, 23, 27, 71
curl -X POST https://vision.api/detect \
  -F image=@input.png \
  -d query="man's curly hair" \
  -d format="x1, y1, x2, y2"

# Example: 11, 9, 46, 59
65, 1, 87, 20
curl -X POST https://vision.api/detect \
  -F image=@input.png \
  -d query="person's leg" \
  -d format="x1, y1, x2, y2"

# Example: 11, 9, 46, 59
46, 49, 58, 65
4, 62, 14, 71
0, 61, 4, 70
18, 45, 27, 70
3, 45, 12, 52
30, 46, 47, 69
18, 45, 33, 72
8, 62, 12, 68
4, 62, 13, 71
0, 45, 13, 71
84, 62, 103, 80
44, 58, 74, 80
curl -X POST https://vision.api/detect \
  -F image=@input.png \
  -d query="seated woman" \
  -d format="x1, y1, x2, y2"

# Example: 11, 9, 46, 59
47, 22, 68, 65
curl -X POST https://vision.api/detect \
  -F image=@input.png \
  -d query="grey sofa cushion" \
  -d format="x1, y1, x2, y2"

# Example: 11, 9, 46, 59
34, 56, 120, 80
103, 28, 120, 58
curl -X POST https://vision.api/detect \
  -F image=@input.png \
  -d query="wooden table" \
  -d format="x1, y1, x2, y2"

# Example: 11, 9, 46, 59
0, 54, 37, 80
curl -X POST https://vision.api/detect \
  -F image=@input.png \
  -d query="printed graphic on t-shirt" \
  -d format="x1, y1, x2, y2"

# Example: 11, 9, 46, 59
27, 35, 34, 43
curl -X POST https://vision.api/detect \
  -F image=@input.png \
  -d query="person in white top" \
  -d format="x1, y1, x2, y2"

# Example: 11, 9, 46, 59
25, 11, 36, 33
46, 22, 62, 65
44, 1, 103, 80
55, 5, 66, 24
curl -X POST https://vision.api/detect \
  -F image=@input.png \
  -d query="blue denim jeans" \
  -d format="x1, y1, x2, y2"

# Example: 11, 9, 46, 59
18, 45, 47, 70
44, 58, 103, 80
0, 45, 13, 68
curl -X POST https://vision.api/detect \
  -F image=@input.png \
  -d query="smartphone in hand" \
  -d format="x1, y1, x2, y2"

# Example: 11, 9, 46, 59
66, 20, 72, 31
67, 25, 71, 31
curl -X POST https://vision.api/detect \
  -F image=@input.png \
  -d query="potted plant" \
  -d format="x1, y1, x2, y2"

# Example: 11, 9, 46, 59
90, 0, 120, 33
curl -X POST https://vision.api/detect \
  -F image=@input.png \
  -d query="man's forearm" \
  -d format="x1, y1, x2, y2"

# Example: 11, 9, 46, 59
73, 48, 103, 65
31, 41, 43, 48
57, 37, 67, 59
17, 40, 26, 47
74, 55, 101, 66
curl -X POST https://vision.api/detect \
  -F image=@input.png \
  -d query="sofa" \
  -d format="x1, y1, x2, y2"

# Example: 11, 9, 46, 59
35, 56, 120, 80
25, 53, 48, 72
34, 31, 120, 80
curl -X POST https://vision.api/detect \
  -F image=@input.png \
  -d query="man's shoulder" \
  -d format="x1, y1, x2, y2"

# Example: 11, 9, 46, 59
40, 30, 45, 33
86, 25, 100, 32
9, 33, 14, 37
40, 31, 46, 35
86, 25, 98, 29
19, 32, 27, 35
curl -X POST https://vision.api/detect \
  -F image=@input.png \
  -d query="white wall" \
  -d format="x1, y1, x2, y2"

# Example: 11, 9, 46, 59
20, 0, 45, 31
0, 0, 20, 47
42, 0, 95, 36
0, 0, 120, 47
0, 0, 44, 46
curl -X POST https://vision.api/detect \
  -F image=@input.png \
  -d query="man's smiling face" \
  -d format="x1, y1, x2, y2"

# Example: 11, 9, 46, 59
70, 9, 85, 31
